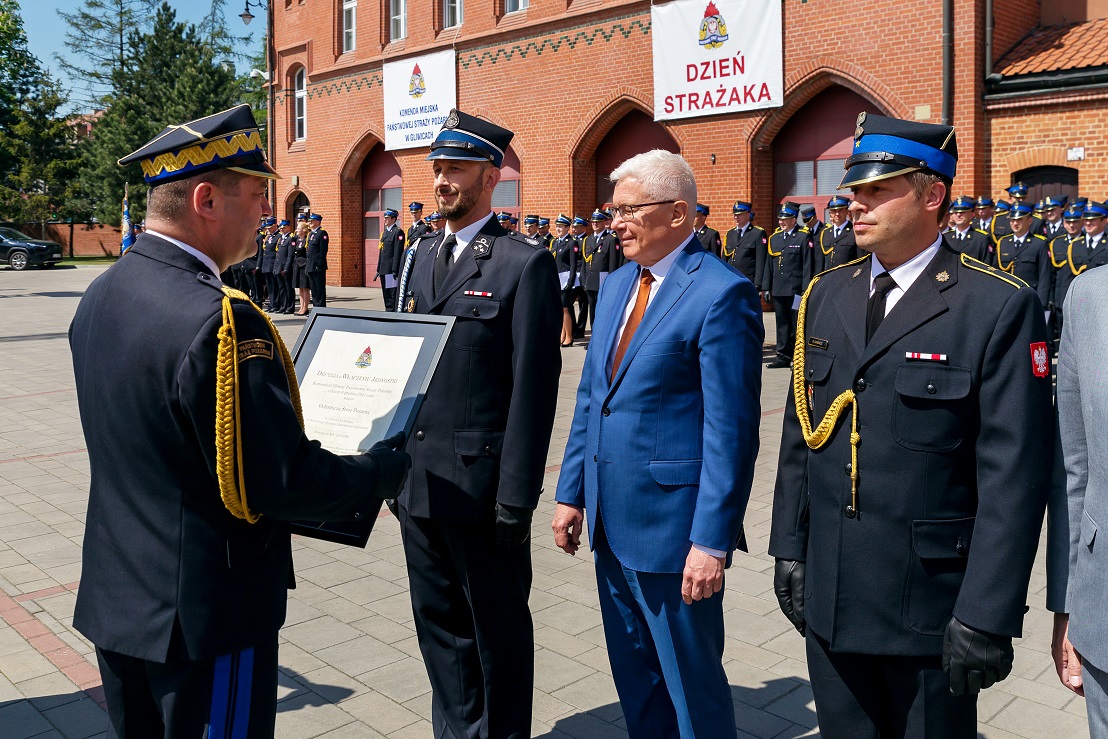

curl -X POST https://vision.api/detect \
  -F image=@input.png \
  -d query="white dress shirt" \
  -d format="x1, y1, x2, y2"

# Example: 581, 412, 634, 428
146, 229, 222, 282
443, 212, 496, 261
869, 236, 942, 317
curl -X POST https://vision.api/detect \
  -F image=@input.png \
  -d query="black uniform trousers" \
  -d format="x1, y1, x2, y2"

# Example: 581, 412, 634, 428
251, 270, 266, 307
96, 637, 279, 739
263, 272, 279, 310
806, 631, 976, 739
308, 271, 327, 307
399, 503, 533, 739
382, 284, 397, 313
772, 296, 797, 362
573, 287, 589, 335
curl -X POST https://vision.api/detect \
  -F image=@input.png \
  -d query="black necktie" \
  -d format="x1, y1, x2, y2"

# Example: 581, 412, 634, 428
866, 272, 897, 344
433, 234, 457, 297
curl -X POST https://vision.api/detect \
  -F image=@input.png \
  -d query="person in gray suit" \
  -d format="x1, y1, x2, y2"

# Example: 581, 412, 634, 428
1048, 263, 1108, 736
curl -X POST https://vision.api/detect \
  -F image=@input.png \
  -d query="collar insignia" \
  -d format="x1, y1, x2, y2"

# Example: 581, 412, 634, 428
472, 236, 491, 257
852, 268, 862, 278
935, 270, 950, 282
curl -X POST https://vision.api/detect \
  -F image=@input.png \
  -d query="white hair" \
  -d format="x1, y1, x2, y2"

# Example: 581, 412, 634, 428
609, 150, 696, 206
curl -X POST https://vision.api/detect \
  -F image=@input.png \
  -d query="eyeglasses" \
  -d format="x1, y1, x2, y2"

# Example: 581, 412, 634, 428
609, 201, 676, 220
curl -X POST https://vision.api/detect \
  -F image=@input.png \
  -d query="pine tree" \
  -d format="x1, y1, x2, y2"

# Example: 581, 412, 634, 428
80, 2, 243, 225
0, 0, 40, 186
55, 0, 159, 108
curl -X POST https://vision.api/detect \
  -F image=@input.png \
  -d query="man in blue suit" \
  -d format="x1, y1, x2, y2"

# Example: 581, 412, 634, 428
552, 149, 763, 738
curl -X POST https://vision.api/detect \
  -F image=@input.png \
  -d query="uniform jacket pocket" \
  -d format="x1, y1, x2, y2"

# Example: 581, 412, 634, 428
454, 430, 504, 458
804, 350, 834, 384
893, 364, 971, 452
648, 460, 702, 486
905, 517, 975, 635
639, 340, 686, 356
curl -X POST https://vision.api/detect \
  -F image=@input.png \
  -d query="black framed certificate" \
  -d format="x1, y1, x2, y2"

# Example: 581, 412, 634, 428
287, 308, 454, 547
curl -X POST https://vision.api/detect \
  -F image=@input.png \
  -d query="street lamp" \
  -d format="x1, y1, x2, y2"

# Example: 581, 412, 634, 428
240, 0, 275, 207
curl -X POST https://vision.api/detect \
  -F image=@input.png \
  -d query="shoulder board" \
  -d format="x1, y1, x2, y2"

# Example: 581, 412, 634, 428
812, 252, 871, 281
771, 228, 783, 235
973, 229, 988, 235
753, 225, 766, 232
943, 228, 954, 234
798, 227, 810, 233
1034, 234, 1047, 240
959, 253, 1025, 289
507, 231, 543, 249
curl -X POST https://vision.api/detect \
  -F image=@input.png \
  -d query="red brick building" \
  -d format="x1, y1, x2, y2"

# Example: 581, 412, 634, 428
269, 0, 1108, 286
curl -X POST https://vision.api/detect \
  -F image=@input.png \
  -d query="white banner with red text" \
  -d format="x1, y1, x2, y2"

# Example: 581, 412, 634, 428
651, 0, 782, 121
384, 49, 457, 151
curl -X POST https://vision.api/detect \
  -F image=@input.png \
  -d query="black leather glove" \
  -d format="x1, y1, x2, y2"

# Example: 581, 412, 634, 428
943, 617, 1014, 696
773, 559, 806, 636
366, 432, 410, 501
494, 502, 532, 553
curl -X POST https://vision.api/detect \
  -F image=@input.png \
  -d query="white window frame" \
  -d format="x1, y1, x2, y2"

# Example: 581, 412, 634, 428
342, 0, 356, 53
294, 68, 307, 141
504, 0, 527, 13
390, 0, 406, 41
443, 0, 462, 29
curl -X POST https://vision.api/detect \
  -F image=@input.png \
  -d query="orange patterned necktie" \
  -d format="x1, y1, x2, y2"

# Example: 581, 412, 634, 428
611, 269, 654, 381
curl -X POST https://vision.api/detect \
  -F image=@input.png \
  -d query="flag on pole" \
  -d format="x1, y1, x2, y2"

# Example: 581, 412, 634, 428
121, 182, 136, 256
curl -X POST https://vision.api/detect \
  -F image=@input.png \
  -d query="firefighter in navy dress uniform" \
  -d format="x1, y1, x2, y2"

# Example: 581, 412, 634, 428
407, 201, 430, 245
537, 216, 553, 251
723, 200, 767, 284
995, 202, 1052, 311
306, 213, 328, 307
378, 208, 405, 312
67, 105, 410, 737
581, 208, 621, 332
814, 195, 859, 274
396, 109, 561, 739
763, 201, 812, 368
551, 213, 580, 346
694, 202, 722, 256
942, 196, 992, 263
769, 112, 1053, 739
1047, 204, 1086, 346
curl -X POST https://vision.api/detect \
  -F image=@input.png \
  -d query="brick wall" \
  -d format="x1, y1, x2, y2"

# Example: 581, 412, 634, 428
268, 0, 1030, 285
14, 223, 123, 257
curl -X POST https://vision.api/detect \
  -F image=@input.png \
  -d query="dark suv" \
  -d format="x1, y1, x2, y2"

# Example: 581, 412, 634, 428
0, 227, 64, 270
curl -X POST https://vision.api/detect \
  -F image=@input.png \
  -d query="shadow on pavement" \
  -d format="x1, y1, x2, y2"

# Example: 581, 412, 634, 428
534, 677, 819, 738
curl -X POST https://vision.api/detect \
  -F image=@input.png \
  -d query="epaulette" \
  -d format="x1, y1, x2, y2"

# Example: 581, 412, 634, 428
753, 225, 766, 232
507, 231, 543, 250
799, 227, 811, 233
973, 228, 989, 235
1033, 233, 1047, 240
812, 252, 870, 281
772, 227, 783, 235
959, 253, 1025, 289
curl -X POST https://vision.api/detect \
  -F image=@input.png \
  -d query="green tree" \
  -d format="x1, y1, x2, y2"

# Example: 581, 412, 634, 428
0, 74, 83, 224
239, 36, 269, 151
55, 0, 159, 108
80, 2, 243, 225
0, 0, 40, 183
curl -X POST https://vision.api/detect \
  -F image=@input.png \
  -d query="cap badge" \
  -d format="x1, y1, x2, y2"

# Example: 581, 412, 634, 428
443, 110, 460, 129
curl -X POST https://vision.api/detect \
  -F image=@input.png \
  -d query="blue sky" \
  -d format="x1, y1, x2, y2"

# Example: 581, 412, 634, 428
18, 1, 262, 110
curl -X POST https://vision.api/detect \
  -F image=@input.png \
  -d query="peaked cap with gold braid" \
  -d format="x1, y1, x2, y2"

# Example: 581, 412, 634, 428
214, 286, 302, 522
118, 105, 279, 185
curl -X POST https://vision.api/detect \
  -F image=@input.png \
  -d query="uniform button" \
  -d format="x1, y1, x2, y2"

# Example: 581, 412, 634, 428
807, 368, 814, 378
844, 505, 857, 518
844, 463, 852, 475
926, 383, 937, 395
472, 307, 480, 316
353, 512, 362, 520
593, 454, 598, 462
483, 444, 492, 453
602, 407, 611, 416
854, 378, 866, 392
955, 537, 967, 555
415, 430, 426, 441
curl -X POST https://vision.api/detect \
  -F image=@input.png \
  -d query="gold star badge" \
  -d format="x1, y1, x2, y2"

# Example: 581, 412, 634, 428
935, 271, 950, 282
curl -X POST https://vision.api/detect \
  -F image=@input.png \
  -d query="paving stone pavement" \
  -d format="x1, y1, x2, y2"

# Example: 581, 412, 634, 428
0, 263, 1089, 738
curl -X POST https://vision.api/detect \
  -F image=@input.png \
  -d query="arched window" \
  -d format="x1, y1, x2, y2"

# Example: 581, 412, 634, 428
492, 146, 520, 220
293, 68, 306, 141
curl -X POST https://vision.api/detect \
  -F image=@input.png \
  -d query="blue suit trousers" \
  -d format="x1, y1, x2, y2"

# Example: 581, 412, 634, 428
592, 521, 736, 739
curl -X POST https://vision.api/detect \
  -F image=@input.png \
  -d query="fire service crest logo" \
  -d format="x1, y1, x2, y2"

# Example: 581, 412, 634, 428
698, 2, 728, 49
355, 345, 373, 368
409, 64, 426, 98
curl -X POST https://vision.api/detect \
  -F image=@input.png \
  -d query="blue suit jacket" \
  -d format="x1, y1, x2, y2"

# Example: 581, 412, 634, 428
555, 237, 764, 573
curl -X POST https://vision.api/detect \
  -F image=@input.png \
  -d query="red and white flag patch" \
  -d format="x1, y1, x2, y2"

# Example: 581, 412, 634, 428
1030, 342, 1050, 378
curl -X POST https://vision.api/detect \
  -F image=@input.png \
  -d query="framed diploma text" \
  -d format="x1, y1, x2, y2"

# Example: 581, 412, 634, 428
287, 309, 455, 546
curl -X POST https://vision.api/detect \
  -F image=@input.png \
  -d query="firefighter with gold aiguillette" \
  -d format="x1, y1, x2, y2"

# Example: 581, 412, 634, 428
68, 105, 411, 737
769, 112, 1053, 739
